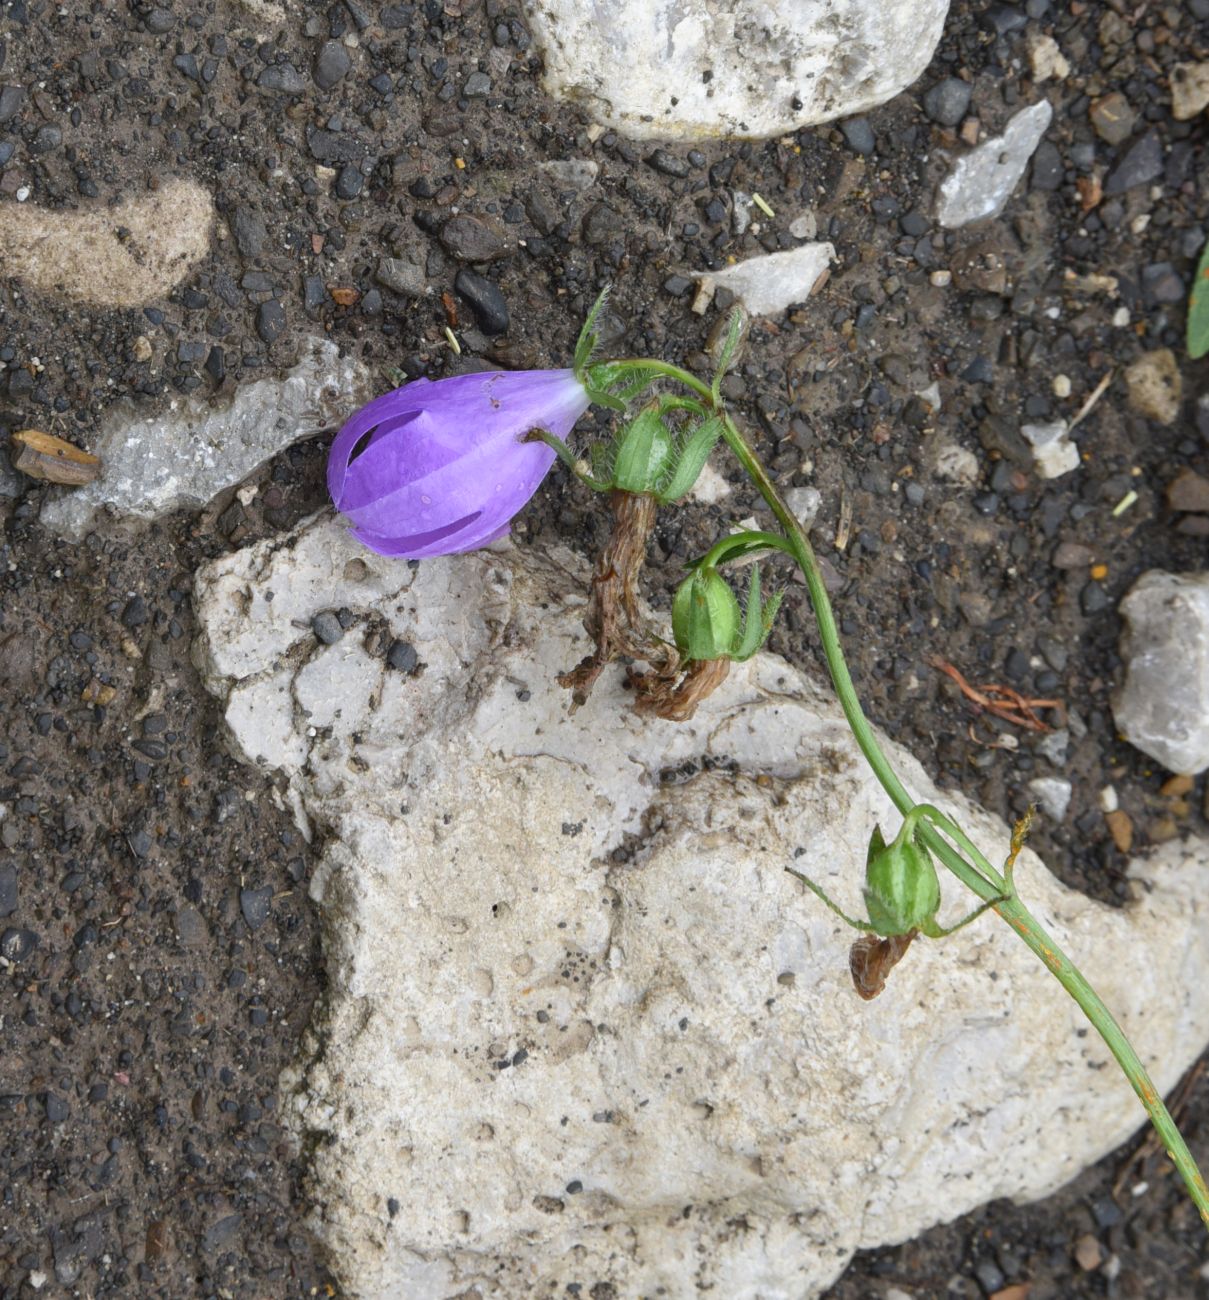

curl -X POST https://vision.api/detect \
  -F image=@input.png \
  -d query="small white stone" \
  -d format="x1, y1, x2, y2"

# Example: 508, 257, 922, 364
706, 243, 835, 317
688, 461, 731, 505
539, 159, 599, 191
1021, 420, 1080, 479
788, 212, 818, 240
915, 381, 942, 411
1100, 785, 1120, 814
932, 441, 980, 486
1029, 34, 1070, 83
1113, 306, 1132, 327
1052, 374, 1072, 399
930, 269, 952, 287
937, 100, 1054, 229
783, 485, 822, 529
1028, 777, 1072, 821
1171, 61, 1209, 122
1115, 571, 1209, 774
1036, 729, 1070, 767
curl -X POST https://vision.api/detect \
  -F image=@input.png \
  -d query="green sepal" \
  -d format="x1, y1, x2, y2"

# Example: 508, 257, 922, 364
733, 564, 782, 661
574, 287, 611, 375
863, 823, 942, 937
1189, 235, 1209, 361
657, 416, 724, 503
710, 309, 746, 403
671, 567, 742, 661
523, 428, 612, 492
613, 407, 674, 494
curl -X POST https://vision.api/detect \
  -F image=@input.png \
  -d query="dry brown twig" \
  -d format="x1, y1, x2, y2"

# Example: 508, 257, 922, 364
927, 655, 1064, 733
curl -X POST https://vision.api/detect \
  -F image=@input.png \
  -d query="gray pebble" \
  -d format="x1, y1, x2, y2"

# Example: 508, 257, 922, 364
312, 611, 344, 644
463, 71, 492, 97
257, 63, 307, 94
240, 885, 273, 932
840, 117, 875, 155
922, 77, 971, 127
1081, 581, 1109, 615
1104, 132, 1163, 195
314, 41, 351, 91
375, 257, 426, 297
255, 299, 286, 344
0, 927, 37, 962
146, 7, 175, 32
0, 85, 25, 123
231, 206, 267, 259
440, 213, 508, 261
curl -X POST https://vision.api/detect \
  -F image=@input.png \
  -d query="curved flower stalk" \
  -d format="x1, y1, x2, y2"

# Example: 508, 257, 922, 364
328, 368, 589, 558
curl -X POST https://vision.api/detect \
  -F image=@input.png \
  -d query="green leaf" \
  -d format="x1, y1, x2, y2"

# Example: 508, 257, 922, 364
574, 286, 612, 374
693, 529, 784, 571
1189, 236, 1209, 361
657, 416, 724, 502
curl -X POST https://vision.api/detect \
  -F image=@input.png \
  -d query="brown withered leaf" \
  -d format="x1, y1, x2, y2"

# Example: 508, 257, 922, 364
10, 429, 101, 485
329, 286, 359, 307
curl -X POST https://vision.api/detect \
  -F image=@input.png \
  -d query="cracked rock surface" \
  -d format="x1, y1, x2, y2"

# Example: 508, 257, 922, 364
194, 517, 1209, 1300
40, 339, 371, 540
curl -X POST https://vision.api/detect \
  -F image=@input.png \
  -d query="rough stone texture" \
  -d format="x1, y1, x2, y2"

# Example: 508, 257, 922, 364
937, 100, 1054, 228
701, 243, 835, 317
194, 520, 1209, 1300
1171, 62, 1209, 122
40, 339, 370, 539
0, 178, 214, 307
1115, 570, 1209, 775
522, 0, 952, 140
1125, 348, 1182, 425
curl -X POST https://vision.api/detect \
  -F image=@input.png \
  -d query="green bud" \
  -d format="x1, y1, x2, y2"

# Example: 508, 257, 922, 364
671, 567, 742, 662
863, 824, 941, 936
612, 407, 674, 494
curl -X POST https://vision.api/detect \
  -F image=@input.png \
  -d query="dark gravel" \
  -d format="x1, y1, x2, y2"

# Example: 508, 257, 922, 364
0, 0, 1207, 1296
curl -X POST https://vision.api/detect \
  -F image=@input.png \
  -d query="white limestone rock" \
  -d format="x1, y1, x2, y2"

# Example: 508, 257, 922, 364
0, 178, 213, 307
522, 0, 952, 141
40, 339, 371, 539
194, 520, 1209, 1299
937, 100, 1054, 228
703, 243, 835, 318
1115, 570, 1209, 775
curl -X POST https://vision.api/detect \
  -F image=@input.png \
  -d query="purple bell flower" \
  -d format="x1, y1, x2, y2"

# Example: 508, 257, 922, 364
328, 368, 590, 558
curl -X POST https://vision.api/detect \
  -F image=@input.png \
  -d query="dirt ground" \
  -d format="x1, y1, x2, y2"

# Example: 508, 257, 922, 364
1, 0, 1208, 1295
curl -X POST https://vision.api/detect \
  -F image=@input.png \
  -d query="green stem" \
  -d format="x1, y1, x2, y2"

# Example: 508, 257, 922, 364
609, 356, 1209, 1231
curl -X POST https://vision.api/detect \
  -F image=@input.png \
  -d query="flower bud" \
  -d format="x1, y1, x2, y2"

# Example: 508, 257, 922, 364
671, 567, 742, 662
863, 825, 942, 936
612, 408, 674, 495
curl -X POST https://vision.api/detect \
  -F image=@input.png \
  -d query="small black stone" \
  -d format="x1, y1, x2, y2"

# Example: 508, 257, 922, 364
454, 268, 509, 334
121, 595, 148, 627
231, 206, 267, 259
663, 274, 692, 297
647, 147, 690, 178
240, 886, 273, 932
312, 611, 344, 644
386, 639, 418, 673
257, 63, 307, 94
145, 7, 174, 32
44, 1092, 69, 1123
204, 346, 226, 383
0, 864, 16, 917
256, 299, 286, 345
335, 164, 363, 199
1081, 582, 1110, 615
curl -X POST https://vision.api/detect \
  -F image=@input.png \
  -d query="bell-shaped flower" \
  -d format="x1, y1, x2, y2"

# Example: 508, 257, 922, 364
328, 368, 590, 558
